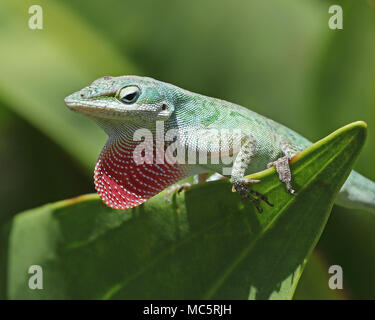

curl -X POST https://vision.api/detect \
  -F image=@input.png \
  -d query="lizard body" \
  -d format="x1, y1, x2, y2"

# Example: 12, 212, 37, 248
65, 75, 375, 213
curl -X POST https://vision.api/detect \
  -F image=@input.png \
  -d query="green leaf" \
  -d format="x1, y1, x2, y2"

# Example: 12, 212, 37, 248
0, 0, 137, 171
3, 122, 366, 299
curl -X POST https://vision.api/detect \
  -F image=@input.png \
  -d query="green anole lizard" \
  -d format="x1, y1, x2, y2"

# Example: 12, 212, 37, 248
65, 75, 375, 213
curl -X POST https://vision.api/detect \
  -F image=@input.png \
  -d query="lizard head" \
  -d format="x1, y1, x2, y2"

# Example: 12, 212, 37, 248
65, 75, 176, 132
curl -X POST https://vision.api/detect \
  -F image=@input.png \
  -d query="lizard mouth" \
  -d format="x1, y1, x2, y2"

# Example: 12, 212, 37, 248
64, 95, 128, 119
65, 101, 125, 119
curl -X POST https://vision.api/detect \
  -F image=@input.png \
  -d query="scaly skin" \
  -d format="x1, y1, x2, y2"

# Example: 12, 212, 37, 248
65, 75, 375, 213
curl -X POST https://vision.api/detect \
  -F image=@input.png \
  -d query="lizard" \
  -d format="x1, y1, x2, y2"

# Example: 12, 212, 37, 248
65, 75, 375, 214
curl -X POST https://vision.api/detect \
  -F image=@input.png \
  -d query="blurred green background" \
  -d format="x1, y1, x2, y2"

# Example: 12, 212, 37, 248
0, 0, 374, 299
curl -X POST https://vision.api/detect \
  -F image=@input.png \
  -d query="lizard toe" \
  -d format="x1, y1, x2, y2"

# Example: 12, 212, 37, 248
232, 179, 273, 213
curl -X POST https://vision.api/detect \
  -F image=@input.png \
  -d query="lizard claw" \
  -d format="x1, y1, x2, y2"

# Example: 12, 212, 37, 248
232, 179, 273, 213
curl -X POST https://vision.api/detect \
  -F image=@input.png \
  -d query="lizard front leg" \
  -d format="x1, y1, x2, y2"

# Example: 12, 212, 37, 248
231, 136, 273, 213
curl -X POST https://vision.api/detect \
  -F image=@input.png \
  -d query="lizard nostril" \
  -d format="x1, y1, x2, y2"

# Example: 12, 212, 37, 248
80, 93, 85, 97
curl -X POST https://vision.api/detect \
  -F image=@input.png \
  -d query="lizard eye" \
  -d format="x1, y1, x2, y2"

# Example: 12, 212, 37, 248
117, 86, 140, 104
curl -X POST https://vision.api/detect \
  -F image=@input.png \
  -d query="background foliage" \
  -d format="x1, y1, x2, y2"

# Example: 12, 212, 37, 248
0, 0, 374, 299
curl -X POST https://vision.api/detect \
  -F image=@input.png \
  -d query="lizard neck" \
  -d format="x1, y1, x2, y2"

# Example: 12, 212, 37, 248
94, 123, 189, 210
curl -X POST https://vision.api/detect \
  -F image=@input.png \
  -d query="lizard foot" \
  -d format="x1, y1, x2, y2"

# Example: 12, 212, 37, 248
232, 179, 273, 213
267, 156, 295, 194
164, 183, 191, 203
